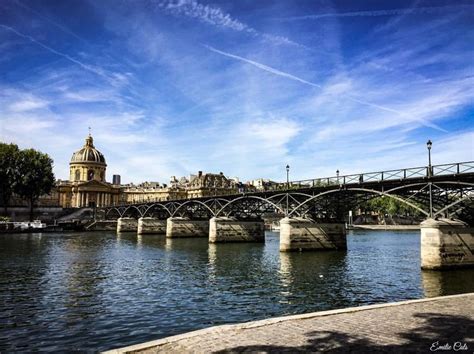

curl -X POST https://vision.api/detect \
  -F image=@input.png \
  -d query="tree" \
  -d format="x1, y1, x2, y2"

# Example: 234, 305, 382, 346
360, 195, 422, 222
0, 143, 20, 214
14, 148, 55, 221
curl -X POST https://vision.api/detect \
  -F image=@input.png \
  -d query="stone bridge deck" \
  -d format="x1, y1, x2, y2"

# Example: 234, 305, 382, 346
105, 293, 474, 353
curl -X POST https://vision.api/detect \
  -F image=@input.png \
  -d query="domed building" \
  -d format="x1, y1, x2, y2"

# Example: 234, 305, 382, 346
69, 134, 107, 183
58, 134, 121, 208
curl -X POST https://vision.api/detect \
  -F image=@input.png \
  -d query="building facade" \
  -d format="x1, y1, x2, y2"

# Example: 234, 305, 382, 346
57, 134, 121, 208
185, 171, 238, 198
121, 182, 187, 203
8, 135, 244, 209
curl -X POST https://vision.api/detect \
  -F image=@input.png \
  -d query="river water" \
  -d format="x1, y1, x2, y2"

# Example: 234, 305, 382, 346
1, 230, 473, 351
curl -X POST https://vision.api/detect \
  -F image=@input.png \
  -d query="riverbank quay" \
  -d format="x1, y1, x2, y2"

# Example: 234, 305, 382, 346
105, 293, 474, 353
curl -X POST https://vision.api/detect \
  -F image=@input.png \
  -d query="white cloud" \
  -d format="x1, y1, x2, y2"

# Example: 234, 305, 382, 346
8, 97, 49, 112
154, 0, 305, 48
1, 1, 472, 185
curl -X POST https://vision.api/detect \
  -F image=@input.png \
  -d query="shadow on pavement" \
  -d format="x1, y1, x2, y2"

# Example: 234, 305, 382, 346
216, 312, 473, 353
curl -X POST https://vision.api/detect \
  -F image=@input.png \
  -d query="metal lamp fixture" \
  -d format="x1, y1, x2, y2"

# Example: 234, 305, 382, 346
427, 140, 432, 177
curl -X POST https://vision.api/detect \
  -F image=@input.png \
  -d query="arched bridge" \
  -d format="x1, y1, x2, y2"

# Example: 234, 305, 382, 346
97, 161, 474, 270
102, 161, 474, 224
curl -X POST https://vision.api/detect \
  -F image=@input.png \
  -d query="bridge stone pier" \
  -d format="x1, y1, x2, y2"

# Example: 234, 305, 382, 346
279, 217, 347, 252
117, 217, 138, 233
137, 217, 167, 235
166, 217, 209, 238
209, 217, 265, 243
421, 218, 474, 270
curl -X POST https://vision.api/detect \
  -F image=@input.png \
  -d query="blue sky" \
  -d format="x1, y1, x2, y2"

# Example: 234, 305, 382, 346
0, 0, 473, 184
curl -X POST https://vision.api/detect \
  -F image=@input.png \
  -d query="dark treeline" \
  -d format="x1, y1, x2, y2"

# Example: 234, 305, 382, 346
0, 142, 55, 221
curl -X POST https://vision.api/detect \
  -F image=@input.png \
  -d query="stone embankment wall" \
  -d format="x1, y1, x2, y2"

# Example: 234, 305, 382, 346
421, 218, 474, 269
1, 206, 70, 222
138, 217, 167, 234
209, 217, 265, 243
117, 217, 139, 233
280, 217, 346, 251
87, 220, 117, 231
166, 217, 209, 238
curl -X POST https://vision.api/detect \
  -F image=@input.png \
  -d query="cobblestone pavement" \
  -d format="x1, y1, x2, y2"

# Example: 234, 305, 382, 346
106, 293, 474, 353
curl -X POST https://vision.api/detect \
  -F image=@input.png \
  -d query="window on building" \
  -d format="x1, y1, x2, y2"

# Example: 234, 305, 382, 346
100, 171, 104, 182
88, 169, 94, 181
75, 169, 80, 181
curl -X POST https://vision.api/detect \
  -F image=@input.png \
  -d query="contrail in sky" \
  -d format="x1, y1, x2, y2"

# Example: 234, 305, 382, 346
13, 0, 85, 42
155, 0, 308, 49
283, 5, 474, 21
205, 45, 446, 131
205, 45, 322, 88
0, 24, 117, 84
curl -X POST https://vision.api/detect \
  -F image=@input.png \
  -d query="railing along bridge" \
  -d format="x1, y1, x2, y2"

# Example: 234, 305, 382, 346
102, 161, 474, 224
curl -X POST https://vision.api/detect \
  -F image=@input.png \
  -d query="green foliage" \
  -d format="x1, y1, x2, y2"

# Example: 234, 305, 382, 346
0, 144, 55, 220
0, 143, 20, 209
361, 196, 421, 217
14, 148, 55, 203
0, 216, 10, 222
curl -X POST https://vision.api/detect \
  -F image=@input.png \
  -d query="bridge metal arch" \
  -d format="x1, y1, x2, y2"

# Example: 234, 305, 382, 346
266, 192, 315, 201
433, 194, 473, 218
143, 203, 172, 217
381, 181, 474, 194
105, 207, 123, 219
288, 187, 430, 217
102, 179, 473, 220
121, 205, 146, 218
216, 195, 286, 217
171, 199, 216, 217
163, 201, 182, 214
203, 198, 230, 206
105, 205, 142, 218
397, 181, 474, 218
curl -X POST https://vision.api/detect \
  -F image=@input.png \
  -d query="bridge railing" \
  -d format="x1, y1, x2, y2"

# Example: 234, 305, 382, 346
432, 161, 474, 176
105, 161, 474, 207
279, 161, 474, 190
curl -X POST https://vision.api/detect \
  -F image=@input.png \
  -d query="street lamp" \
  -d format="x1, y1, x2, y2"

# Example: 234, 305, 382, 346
336, 169, 340, 184
426, 140, 432, 177
426, 140, 433, 218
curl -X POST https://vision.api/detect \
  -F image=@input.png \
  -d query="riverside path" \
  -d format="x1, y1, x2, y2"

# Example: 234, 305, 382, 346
105, 293, 474, 353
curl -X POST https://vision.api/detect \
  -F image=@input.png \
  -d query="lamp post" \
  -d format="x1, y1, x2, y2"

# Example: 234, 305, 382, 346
426, 140, 433, 218
336, 169, 340, 184
427, 140, 432, 177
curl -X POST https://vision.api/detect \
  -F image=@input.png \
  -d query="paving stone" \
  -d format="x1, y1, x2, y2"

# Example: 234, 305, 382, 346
106, 293, 474, 354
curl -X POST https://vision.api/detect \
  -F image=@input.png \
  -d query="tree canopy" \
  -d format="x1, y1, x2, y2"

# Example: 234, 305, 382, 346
0, 143, 20, 212
360, 196, 422, 217
0, 143, 55, 220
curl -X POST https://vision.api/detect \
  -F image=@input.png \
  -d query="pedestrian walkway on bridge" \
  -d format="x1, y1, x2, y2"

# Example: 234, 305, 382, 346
105, 293, 474, 353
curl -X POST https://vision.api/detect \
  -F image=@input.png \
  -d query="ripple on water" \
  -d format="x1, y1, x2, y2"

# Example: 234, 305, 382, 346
1, 230, 474, 351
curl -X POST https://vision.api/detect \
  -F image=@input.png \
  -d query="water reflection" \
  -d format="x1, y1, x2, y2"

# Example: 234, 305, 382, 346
422, 269, 474, 297
0, 233, 50, 351
277, 251, 350, 310
138, 234, 167, 250
1, 230, 473, 352
166, 237, 209, 253
278, 252, 294, 301
61, 234, 108, 341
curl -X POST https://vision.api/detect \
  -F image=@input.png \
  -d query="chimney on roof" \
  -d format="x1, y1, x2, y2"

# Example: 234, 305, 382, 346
198, 171, 202, 177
